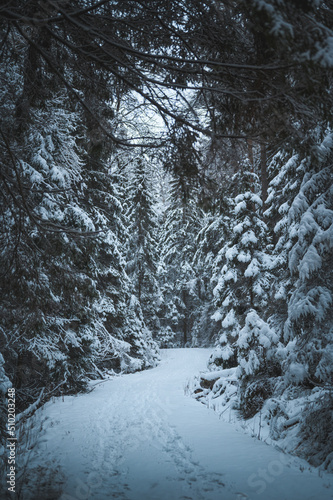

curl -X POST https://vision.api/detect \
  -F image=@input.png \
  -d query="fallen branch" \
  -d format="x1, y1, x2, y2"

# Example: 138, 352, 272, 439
16, 388, 45, 425
283, 415, 300, 429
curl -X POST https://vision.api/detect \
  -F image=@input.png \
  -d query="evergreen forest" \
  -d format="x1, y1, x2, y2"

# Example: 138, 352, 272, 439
0, 0, 333, 476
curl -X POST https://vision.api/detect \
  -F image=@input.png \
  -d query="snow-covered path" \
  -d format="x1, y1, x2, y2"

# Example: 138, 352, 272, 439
27, 349, 333, 500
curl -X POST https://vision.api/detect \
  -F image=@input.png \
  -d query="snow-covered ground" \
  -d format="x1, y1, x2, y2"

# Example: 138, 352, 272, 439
15, 349, 333, 500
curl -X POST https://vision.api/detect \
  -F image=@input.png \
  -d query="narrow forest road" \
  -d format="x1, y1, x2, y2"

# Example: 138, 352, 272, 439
25, 349, 333, 500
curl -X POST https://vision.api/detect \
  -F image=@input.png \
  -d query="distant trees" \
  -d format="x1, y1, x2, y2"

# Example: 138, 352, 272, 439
157, 178, 202, 346
124, 156, 160, 336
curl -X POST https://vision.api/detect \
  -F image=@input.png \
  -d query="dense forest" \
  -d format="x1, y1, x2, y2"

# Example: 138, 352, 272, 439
0, 0, 332, 472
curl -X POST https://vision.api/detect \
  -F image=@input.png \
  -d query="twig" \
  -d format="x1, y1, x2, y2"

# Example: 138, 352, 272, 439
16, 388, 45, 425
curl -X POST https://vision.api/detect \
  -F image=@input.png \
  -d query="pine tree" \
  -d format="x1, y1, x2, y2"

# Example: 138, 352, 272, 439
0, 85, 99, 404
124, 156, 160, 337
236, 310, 279, 417
192, 212, 230, 347
158, 179, 202, 346
267, 134, 333, 387
76, 97, 159, 374
263, 150, 303, 339
210, 168, 272, 369
0, 30, 159, 410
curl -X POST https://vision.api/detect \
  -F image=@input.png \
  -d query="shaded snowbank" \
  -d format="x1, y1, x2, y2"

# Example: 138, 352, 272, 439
188, 365, 333, 473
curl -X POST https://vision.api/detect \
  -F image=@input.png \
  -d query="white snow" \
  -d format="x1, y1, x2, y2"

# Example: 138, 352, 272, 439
314, 36, 333, 67
211, 310, 223, 322
225, 245, 239, 261
237, 250, 251, 263
241, 230, 258, 246
244, 258, 260, 277
234, 200, 247, 215
285, 362, 308, 385
19, 349, 333, 500
222, 309, 236, 328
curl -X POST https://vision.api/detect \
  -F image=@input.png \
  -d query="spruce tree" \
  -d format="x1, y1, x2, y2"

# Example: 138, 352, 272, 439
266, 134, 333, 387
192, 212, 230, 347
210, 168, 272, 369
158, 179, 202, 346
124, 156, 160, 337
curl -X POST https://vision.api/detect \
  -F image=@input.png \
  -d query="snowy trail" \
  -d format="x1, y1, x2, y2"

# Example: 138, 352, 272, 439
27, 349, 333, 500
